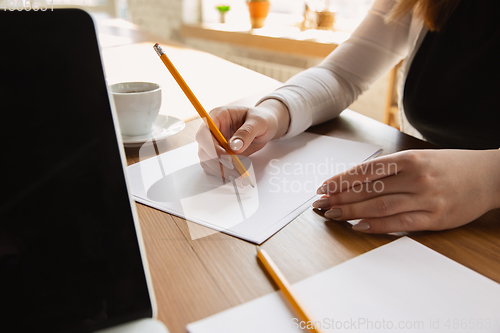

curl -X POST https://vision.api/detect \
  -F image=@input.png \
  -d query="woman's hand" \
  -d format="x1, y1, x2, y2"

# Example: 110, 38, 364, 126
195, 99, 289, 183
313, 149, 500, 233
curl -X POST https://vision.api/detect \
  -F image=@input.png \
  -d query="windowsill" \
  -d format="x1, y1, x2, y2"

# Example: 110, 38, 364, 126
180, 22, 352, 58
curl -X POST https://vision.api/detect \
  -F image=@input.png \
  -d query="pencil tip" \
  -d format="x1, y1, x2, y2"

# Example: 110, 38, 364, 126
256, 246, 260, 252
246, 177, 255, 188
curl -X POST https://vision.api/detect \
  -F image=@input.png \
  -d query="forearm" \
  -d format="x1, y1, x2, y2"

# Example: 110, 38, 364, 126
257, 0, 411, 139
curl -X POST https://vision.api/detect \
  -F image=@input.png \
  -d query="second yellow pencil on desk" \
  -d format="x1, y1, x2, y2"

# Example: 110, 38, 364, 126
153, 43, 255, 187
257, 247, 323, 333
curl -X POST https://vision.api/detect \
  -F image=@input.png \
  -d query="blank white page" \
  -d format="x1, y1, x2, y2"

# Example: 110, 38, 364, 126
127, 133, 381, 243
187, 237, 500, 332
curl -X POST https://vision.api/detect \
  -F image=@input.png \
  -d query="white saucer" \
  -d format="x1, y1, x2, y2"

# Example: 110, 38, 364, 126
121, 115, 185, 148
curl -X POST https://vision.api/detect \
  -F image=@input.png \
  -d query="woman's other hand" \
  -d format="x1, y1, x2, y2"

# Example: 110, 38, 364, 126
313, 149, 500, 233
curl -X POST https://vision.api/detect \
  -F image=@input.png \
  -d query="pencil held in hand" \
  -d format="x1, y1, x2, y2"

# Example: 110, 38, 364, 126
153, 43, 255, 188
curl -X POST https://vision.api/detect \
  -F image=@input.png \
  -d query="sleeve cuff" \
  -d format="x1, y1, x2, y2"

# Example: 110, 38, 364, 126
256, 90, 313, 140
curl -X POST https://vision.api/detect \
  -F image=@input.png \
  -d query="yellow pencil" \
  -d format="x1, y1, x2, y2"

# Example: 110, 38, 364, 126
257, 248, 323, 333
153, 43, 255, 187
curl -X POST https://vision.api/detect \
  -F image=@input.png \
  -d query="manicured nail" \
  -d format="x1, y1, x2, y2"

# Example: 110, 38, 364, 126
317, 184, 327, 194
229, 138, 243, 151
352, 222, 371, 232
312, 198, 330, 209
219, 156, 234, 169
325, 208, 342, 219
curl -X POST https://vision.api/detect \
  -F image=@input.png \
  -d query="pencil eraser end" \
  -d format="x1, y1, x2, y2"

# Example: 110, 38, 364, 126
153, 43, 159, 48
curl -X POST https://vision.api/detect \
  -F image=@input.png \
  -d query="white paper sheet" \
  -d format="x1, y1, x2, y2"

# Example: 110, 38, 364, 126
127, 133, 381, 243
187, 237, 500, 333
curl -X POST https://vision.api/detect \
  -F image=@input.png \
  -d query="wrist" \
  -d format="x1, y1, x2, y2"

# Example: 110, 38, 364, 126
492, 149, 500, 209
257, 99, 290, 140
482, 149, 500, 210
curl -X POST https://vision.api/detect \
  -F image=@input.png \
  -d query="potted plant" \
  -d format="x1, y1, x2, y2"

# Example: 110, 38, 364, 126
316, 0, 335, 30
247, 0, 270, 29
216, 4, 230, 24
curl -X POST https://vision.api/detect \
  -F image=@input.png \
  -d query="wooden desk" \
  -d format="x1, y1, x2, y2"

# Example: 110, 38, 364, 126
97, 17, 500, 333
125, 112, 500, 333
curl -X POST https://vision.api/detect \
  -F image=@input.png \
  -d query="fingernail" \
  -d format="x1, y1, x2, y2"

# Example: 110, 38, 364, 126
317, 184, 327, 194
352, 222, 371, 232
229, 138, 243, 151
325, 208, 342, 219
312, 198, 330, 209
219, 156, 234, 169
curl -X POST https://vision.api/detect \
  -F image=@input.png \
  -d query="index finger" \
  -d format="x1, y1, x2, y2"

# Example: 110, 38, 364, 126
317, 152, 407, 195
195, 117, 228, 160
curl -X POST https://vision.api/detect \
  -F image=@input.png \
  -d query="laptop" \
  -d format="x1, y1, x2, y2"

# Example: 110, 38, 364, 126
0, 9, 168, 333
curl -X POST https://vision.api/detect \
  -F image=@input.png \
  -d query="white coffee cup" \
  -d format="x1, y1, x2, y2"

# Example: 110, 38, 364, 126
110, 82, 162, 136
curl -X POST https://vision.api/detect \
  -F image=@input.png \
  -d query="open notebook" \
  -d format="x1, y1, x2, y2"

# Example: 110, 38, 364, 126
187, 237, 500, 333
126, 133, 381, 244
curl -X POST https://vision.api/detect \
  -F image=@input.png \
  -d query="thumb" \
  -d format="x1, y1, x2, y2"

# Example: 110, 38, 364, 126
228, 118, 265, 154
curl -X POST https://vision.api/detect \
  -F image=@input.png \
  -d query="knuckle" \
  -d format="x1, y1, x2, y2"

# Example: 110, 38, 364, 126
209, 106, 225, 116
207, 107, 228, 127
359, 185, 372, 200
333, 193, 344, 205
346, 165, 360, 176
415, 172, 433, 187
375, 197, 390, 215
237, 125, 254, 138
325, 181, 337, 193
401, 150, 421, 168
429, 196, 445, 211
397, 213, 414, 230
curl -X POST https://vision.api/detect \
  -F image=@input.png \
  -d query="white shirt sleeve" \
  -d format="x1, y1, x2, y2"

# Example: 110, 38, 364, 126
258, 0, 412, 139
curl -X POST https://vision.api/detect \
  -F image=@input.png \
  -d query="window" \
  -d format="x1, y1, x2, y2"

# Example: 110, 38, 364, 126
199, 0, 374, 32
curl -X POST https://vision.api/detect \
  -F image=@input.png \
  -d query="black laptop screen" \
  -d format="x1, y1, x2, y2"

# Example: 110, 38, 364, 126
0, 10, 152, 332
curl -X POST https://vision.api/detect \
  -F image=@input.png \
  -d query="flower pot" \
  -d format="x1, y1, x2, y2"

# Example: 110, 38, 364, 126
316, 10, 335, 30
219, 12, 227, 23
247, 1, 270, 29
